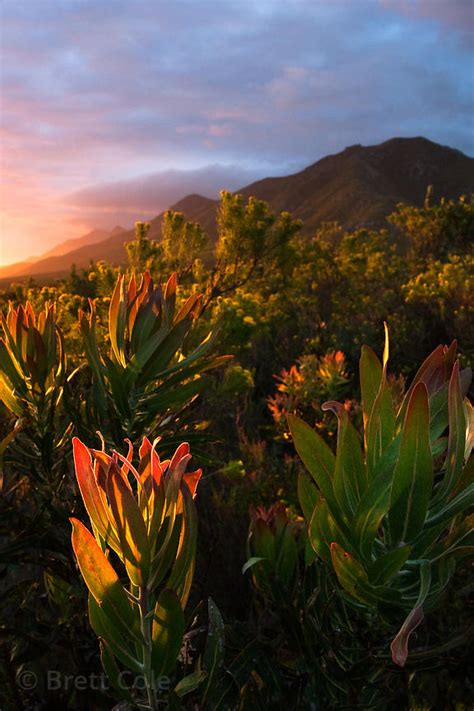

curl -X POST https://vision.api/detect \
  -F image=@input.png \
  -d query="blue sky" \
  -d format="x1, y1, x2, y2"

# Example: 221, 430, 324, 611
0, 0, 472, 264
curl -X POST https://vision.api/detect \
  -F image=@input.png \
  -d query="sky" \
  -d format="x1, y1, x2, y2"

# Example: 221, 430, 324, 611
0, 0, 473, 266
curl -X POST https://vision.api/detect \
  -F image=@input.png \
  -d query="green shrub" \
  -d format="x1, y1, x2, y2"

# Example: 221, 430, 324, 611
289, 327, 473, 667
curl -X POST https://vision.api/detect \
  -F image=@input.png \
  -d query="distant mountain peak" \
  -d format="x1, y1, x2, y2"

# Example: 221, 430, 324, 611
168, 193, 217, 212
0, 136, 472, 284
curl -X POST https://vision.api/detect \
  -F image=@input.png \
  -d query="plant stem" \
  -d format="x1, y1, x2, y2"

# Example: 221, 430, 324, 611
139, 585, 156, 710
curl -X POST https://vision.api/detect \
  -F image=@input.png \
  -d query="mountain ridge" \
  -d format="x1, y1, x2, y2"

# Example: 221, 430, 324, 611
1, 137, 472, 282
0, 226, 126, 280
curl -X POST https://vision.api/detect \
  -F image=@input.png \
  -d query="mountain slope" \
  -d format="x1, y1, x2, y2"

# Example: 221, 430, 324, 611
40, 226, 125, 259
1, 137, 472, 282
146, 194, 218, 240
237, 136, 473, 233
0, 226, 126, 280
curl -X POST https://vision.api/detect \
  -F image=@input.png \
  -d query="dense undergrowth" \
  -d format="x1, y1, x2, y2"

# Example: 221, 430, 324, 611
0, 191, 472, 710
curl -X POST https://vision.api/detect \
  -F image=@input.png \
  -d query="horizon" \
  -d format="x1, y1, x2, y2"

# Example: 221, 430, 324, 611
1, 0, 473, 266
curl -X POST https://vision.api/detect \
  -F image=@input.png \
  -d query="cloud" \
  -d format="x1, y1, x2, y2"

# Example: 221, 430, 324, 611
66, 163, 264, 218
379, 0, 473, 31
0, 0, 472, 264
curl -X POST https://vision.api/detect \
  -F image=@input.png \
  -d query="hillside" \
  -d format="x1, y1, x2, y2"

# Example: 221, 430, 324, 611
0, 226, 125, 280
238, 136, 473, 233
39, 226, 126, 260
1, 137, 472, 282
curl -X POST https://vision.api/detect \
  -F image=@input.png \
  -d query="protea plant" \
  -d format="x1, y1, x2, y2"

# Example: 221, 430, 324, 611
79, 269, 229, 446
289, 327, 473, 666
244, 502, 301, 599
70, 435, 201, 708
0, 301, 68, 482
0, 301, 65, 420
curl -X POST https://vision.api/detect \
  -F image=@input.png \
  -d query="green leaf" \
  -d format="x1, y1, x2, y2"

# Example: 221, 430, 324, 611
0, 376, 23, 417
354, 475, 391, 561
389, 383, 433, 544
106, 464, 151, 587
100, 640, 135, 703
89, 596, 142, 673
308, 499, 331, 564
366, 383, 396, 480
309, 498, 354, 565
353, 435, 400, 560
140, 377, 206, 417
410, 521, 446, 559
288, 415, 335, 500
242, 556, 266, 574
138, 319, 191, 385
0, 421, 21, 491
287, 414, 348, 534
151, 331, 220, 380
71, 518, 140, 644
251, 520, 275, 563
151, 588, 185, 679
367, 546, 411, 585
129, 322, 169, 375
201, 597, 225, 707
130, 298, 163, 356
425, 482, 474, 527
109, 275, 128, 367
150, 445, 191, 572
429, 514, 474, 562
297, 471, 318, 523
276, 527, 298, 588
166, 485, 198, 608
149, 514, 182, 591
322, 401, 367, 518
359, 344, 382, 428
79, 308, 108, 408
436, 361, 467, 502
102, 355, 132, 419
330, 542, 401, 608
175, 670, 208, 698
428, 382, 449, 442
0, 339, 25, 393
330, 542, 373, 605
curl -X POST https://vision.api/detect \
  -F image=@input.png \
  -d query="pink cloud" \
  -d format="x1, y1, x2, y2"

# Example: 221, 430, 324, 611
208, 124, 233, 137
379, 0, 473, 29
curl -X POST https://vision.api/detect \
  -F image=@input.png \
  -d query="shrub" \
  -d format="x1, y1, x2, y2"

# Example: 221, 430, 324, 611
289, 327, 473, 667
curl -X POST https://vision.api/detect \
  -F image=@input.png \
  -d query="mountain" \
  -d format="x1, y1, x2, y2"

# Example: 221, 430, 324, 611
237, 136, 473, 234
1, 137, 472, 283
39, 226, 125, 259
0, 226, 126, 280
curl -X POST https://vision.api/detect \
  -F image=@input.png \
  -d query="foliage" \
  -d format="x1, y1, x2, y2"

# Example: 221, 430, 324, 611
162, 211, 208, 279
0, 300, 71, 494
289, 328, 473, 668
245, 502, 302, 599
0, 268, 228, 710
125, 222, 162, 274
70, 436, 201, 708
268, 350, 353, 441
403, 253, 474, 352
0, 189, 472, 710
78, 269, 228, 447
389, 189, 474, 264
204, 191, 301, 309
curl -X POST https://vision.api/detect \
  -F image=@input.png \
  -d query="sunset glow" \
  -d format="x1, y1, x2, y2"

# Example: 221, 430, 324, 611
0, 0, 472, 266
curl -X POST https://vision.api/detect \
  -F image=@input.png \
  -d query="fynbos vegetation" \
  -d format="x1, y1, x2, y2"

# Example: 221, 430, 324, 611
0, 190, 472, 710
